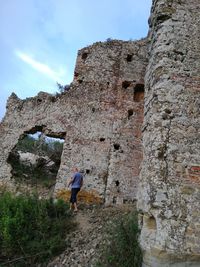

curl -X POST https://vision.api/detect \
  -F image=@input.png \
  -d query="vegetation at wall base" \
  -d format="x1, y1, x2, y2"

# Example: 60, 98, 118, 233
96, 212, 142, 267
0, 192, 75, 266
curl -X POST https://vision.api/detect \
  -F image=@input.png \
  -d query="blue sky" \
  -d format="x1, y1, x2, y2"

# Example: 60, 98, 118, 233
0, 0, 152, 120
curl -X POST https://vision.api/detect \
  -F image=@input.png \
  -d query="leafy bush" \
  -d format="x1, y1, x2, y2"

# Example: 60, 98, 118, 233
56, 82, 70, 93
7, 134, 64, 188
0, 192, 75, 266
96, 212, 142, 267
15, 135, 63, 160
8, 153, 56, 188
15, 135, 36, 153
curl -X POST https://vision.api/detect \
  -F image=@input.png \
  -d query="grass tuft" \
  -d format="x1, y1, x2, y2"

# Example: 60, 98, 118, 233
96, 212, 142, 267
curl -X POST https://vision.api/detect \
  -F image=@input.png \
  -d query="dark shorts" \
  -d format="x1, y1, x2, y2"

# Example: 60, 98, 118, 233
70, 188, 80, 204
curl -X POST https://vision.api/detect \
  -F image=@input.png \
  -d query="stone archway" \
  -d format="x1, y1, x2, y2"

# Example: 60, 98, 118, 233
7, 126, 65, 197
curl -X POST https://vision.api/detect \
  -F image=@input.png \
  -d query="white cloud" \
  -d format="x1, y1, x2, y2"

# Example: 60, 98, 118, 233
15, 50, 65, 82
0, 0, 152, 120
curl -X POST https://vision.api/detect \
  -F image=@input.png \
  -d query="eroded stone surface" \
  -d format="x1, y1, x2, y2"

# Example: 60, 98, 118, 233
138, 0, 200, 266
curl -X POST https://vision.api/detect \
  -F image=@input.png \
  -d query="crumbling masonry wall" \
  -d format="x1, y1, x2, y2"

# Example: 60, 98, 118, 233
138, 0, 200, 266
0, 39, 147, 204
2, 1, 200, 264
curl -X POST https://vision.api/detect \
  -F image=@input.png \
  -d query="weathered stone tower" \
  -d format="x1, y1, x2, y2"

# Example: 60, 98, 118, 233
138, 0, 200, 266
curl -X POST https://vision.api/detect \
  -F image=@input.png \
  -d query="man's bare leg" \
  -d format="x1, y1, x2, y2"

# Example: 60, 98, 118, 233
74, 202, 78, 212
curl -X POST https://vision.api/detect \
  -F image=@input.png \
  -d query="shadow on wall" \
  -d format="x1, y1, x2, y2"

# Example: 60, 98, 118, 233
134, 84, 144, 102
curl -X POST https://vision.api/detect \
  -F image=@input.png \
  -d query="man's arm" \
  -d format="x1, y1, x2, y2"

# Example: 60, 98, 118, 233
67, 178, 72, 187
68, 176, 74, 187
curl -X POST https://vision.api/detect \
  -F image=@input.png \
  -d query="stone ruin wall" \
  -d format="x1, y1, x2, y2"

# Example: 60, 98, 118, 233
0, 39, 147, 205
1, 0, 200, 265
138, 0, 200, 266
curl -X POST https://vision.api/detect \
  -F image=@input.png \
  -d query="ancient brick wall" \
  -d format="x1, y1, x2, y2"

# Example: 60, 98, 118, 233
0, 39, 147, 204
138, 0, 200, 266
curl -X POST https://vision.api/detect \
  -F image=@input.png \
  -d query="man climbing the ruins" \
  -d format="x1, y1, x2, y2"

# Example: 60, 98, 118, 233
68, 167, 83, 212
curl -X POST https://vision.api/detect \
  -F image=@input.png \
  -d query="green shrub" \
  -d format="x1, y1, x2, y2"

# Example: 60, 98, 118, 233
0, 192, 75, 266
97, 212, 142, 267
15, 135, 63, 160
7, 134, 64, 188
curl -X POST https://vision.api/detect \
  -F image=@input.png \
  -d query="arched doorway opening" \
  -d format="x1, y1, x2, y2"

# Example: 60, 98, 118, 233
7, 127, 65, 195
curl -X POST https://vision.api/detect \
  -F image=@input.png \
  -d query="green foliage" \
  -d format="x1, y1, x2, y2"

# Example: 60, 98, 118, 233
8, 134, 64, 188
106, 37, 113, 42
56, 82, 70, 93
16, 134, 63, 160
0, 192, 75, 266
8, 153, 55, 188
96, 212, 142, 267
15, 135, 36, 152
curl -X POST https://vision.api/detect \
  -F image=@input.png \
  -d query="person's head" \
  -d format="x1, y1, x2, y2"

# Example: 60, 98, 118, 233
72, 166, 78, 173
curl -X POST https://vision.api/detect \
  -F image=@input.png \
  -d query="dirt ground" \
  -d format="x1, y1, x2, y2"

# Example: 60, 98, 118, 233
47, 203, 136, 267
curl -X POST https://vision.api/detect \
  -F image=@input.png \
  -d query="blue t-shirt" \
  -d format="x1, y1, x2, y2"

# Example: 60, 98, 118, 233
71, 172, 83, 188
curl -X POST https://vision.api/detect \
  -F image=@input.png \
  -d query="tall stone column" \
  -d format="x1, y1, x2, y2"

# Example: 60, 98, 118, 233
138, 0, 200, 266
